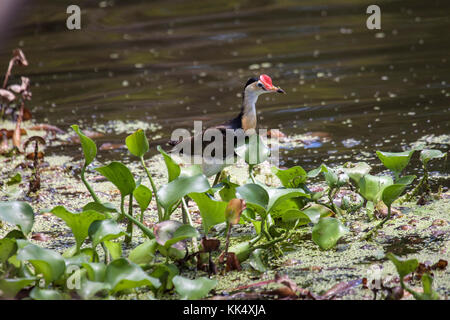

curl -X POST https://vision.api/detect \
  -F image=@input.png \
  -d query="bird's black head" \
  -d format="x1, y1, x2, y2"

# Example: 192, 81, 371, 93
244, 77, 259, 89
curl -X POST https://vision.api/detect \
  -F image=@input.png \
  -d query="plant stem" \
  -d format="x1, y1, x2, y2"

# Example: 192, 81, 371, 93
123, 212, 155, 239
261, 218, 272, 241
249, 165, 256, 183
119, 196, 125, 221
140, 157, 163, 221
101, 243, 110, 264
81, 166, 101, 204
253, 229, 290, 250
125, 193, 133, 244
181, 197, 198, 251
362, 205, 392, 240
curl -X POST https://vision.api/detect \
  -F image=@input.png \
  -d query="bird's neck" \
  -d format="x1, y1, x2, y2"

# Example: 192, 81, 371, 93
240, 90, 259, 131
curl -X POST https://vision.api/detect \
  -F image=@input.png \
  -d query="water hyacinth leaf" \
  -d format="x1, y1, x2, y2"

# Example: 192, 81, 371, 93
83, 202, 117, 215
125, 129, 149, 158
105, 258, 160, 293
0, 278, 36, 298
218, 177, 239, 202
154, 221, 198, 250
235, 134, 270, 165
172, 275, 217, 300
280, 210, 311, 226
307, 164, 328, 178
133, 184, 152, 215
225, 199, 246, 225
103, 240, 122, 260
420, 149, 446, 165
78, 278, 110, 300
376, 150, 414, 174
396, 175, 416, 185
271, 166, 307, 188
157, 174, 210, 212
189, 193, 227, 234
0, 201, 35, 235
71, 125, 97, 166
249, 249, 267, 272
128, 239, 157, 265
236, 184, 269, 213
358, 174, 393, 202
267, 188, 309, 214
82, 262, 107, 282
229, 241, 254, 263
157, 145, 181, 182
88, 219, 127, 248
417, 273, 440, 300
342, 162, 371, 184
17, 243, 66, 283
30, 287, 65, 300
95, 162, 136, 197
50, 206, 106, 252
323, 170, 338, 187
382, 184, 407, 207
386, 253, 419, 279
150, 263, 179, 291
312, 217, 348, 250
7, 173, 21, 186
0, 238, 17, 263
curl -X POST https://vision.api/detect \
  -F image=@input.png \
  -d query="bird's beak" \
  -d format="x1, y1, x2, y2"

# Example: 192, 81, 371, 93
276, 87, 285, 94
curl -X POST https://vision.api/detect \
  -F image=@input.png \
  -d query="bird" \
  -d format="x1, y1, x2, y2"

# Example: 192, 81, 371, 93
168, 74, 285, 184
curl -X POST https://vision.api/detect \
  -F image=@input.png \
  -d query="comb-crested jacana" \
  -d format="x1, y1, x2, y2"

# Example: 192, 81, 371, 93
169, 74, 285, 183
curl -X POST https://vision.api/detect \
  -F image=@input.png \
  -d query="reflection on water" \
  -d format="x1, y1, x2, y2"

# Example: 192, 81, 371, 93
1, 0, 449, 180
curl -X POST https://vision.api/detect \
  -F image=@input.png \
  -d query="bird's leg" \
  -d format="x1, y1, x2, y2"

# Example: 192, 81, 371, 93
213, 171, 222, 186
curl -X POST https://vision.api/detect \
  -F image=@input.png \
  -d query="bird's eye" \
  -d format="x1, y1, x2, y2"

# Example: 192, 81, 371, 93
257, 82, 263, 87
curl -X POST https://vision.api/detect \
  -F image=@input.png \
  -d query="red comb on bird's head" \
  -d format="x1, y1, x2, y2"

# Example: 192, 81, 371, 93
259, 74, 274, 89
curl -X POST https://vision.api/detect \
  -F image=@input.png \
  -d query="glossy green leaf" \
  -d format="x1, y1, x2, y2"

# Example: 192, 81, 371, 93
172, 275, 217, 300
133, 184, 152, 214
218, 176, 239, 202
279, 210, 311, 227
249, 249, 267, 272
82, 262, 107, 282
271, 166, 307, 188
420, 149, 446, 166
267, 188, 309, 214
312, 217, 348, 250
30, 287, 66, 300
157, 174, 210, 212
103, 240, 122, 260
17, 243, 66, 283
0, 201, 35, 235
396, 175, 416, 185
235, 134, 270, 165
376, 150, 414, 174
128, 239, 157, 265
358, 174, 393, 202
105, 258, 160, 293
0, 238, 17, 263
150, 263, 179, 291
416, 273, 440, 300
236, 184, 269, 213
0, 278, 36, 298
83, 202, 117, 215
95, 162, 136, 198
71, 125, 97, 166
78, 278, 110, 300
342, 162, 371, 184
307, 164, 328, 178
88, 219, 127, 248
50, 206, 106, 252
157, 145, 181, 182
382, 184, 407, 207
189, 193, 227, 234
386, 252, 419, 279
154, 220, 198, 251
125, 129, 149, 158
229, 241, 254, 262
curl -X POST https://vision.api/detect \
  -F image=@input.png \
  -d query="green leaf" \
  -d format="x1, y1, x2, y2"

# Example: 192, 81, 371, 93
157, 145, 181, 182
236, 184, 269, 214
133, 184, 152, 214
189, 193, 227, 234
103, 240, 122, 260
78, 278, 110, 300
172, 275, 217, 300
358, 174, 393, 202
83, 202, 117, 215
128, 239, 157, 265
376, 150, 414, 174
71, 125, 97, 166
307, 164, 328, 178
382, 184, 407, 207
17, 243, 66, 283
0, 201, 35, 235
88, 219, 127, 248
95, 162, 136, 198
150, 263, 179, 291
50, 206, 106, 252
229, 241, 254, 262
6, 173, 21, 186
420, 149, 446, 166
218, 177, 239, 202
154, 220, 198, 251
396, 175, 416, 185
249, 249, 267, 272
304, 204, 335, 223
157, 174, 210, 212
0, 238, 17, 263
342, 162, 372, 184
125, 129, 149, 158
266, 188, 309, 214
271, 166, 307, 188
82, 262, 107, 282
312, 217, 348, 250
279, 210, 311, 227
235, 134, 270, 165
0, 278, 36, 298
386, 252, 419, 279
417, 273, 440, 300
30, 287, 66, 300
105, 258, 160, 293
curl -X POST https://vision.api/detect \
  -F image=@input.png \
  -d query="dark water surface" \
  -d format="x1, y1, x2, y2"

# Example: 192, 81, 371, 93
1, 0, 449, 179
